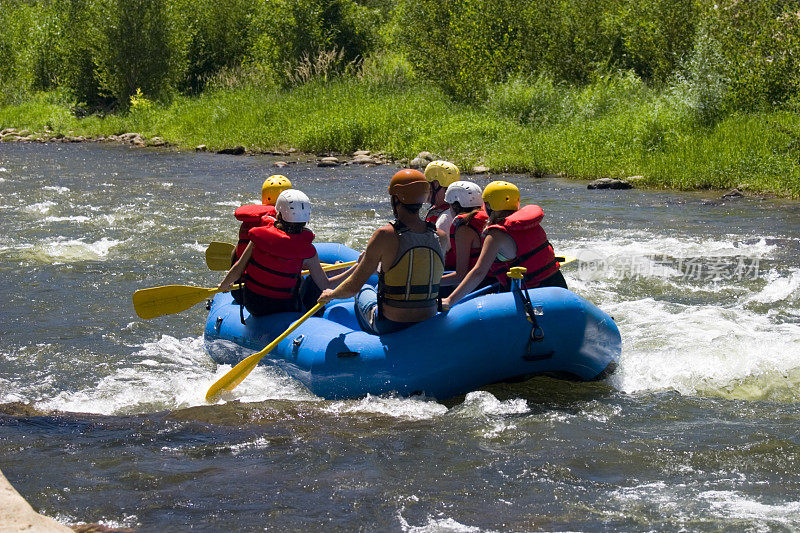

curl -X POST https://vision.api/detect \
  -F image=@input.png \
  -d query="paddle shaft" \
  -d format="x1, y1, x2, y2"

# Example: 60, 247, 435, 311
205, 302, 325, 401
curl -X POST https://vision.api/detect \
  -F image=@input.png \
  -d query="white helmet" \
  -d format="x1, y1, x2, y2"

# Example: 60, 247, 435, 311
275, 189, 311, 223
444, 180, 483, 208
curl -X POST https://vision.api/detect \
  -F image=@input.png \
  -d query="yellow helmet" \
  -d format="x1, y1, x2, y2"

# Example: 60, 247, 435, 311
424, 160, 460, 188
261, 175, 292, 205
482, 181, 520, 211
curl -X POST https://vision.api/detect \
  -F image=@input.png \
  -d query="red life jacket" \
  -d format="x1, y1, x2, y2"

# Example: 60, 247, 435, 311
445, 209, 488, 270
485, 205, 559, 289
425, 202, 450, 224
244, 219, 315, 299
234, 204, 277, 260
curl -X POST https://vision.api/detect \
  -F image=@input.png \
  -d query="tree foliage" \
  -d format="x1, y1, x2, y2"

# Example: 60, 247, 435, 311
1, 0, 799, 112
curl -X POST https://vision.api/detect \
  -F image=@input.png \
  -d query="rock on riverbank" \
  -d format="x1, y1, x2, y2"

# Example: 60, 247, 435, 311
0, 468, 72, 532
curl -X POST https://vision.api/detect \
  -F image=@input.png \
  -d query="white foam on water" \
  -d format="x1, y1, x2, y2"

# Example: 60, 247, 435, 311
56, 515, 139, 531
608, 482, 800, 529
562, 233, 778, 287
556, 229, 800, 401
567, 232, 778, 261
37, 335, 210, 415
43, 215, 92, 223
215, 200, 241, 207
23, 200, 57, 214
450, 391, 530, 418
481, 420, 519, 439
325, 394, 448, 420
700, 490, 800, 526
183, 241, 207, 253
0, 377, 25, 404
35, 335, 308, 415
205, 361, 317, 405
745, 268, 800, 304
397, 511, 492, 533
42, 185, 70, 194
39, 335, 319, 415
22, 236, 123, 262
607, 297, 800, 399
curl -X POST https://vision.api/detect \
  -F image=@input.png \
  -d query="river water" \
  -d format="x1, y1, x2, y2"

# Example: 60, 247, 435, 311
0, 142, 798, 531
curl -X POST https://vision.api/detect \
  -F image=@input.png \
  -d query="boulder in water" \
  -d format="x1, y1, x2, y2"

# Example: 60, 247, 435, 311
0, 469, 72, 532
409, 157, 428, 169
587, 178, 632, 190
317, 156, 340, 167
352, 154, 379, 165
721, 188, 745, 199
217, 146, 246, 155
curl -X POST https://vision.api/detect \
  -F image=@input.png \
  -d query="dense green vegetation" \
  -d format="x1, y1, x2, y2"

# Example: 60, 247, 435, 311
1, 0, 800, 196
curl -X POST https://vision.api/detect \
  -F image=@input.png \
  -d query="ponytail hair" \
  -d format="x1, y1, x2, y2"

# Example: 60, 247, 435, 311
275, 214, 306, 234
485, 209, 515, 229
452, 201, 481, 226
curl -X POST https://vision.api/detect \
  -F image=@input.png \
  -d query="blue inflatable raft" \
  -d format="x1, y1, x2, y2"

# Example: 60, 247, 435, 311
204, 243, 621, 400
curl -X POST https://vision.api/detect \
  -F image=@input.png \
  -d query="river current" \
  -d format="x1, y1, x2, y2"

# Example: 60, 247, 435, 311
0, 142, 798, 531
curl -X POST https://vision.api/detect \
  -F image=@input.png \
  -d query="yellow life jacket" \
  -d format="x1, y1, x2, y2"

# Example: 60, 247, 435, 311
379, 221, 445, 310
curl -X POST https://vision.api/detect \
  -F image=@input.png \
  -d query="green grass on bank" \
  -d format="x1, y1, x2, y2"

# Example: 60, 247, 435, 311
1, 79, 799, 197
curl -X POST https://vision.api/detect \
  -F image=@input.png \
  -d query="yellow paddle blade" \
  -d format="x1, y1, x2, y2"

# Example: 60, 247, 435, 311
133, 284, 221, 320
206, 241, 235, 271
205, 302, 325, 401
557, 255, 577, 266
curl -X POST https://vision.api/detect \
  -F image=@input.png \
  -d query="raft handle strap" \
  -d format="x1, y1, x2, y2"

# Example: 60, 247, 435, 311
514, 280, 544, 345
239, 277, 246, 325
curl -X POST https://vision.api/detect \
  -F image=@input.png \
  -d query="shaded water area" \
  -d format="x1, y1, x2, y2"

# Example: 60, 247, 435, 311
1, 142, 799, 531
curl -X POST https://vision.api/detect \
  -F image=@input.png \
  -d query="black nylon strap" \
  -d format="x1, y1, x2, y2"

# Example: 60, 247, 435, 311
382, 284, 441, 296
508, 240, 551, 268
243, 274, 295, 293
523, 260, 558, 283
249, 257, 300, 279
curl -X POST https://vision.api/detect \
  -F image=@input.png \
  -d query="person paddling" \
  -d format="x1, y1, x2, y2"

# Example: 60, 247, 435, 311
442, 181, 567, 309
424, 160, 460, 233
232, 174, 292, 263
317, 169, 448, 334
439, 180, 490, 294
229, 175, 292, 304
219, 190, 336, 317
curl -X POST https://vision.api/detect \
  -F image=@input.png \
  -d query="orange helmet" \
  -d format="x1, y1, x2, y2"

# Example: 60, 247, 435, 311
388, 169, 430, 204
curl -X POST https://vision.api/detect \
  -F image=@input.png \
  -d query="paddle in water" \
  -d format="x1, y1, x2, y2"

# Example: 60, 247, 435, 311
205, 302, 325, 401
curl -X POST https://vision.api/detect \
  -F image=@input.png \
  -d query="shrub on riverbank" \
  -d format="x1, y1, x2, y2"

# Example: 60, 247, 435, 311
2, 0, 799, 196
2, 0, 799, 112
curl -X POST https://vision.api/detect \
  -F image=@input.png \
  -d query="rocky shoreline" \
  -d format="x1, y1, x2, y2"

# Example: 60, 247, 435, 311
2, 127, 757, 199
0, 127, 563, 179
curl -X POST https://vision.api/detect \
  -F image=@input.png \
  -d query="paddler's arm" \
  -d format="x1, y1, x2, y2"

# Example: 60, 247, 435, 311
219, 242, 253, 292
304, 252, 331, 290
441, 231, 502, 309
318, 228, 389, 303
326, 252, 365, 288
436, 227, 448, 252
440, 225, 476, 286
